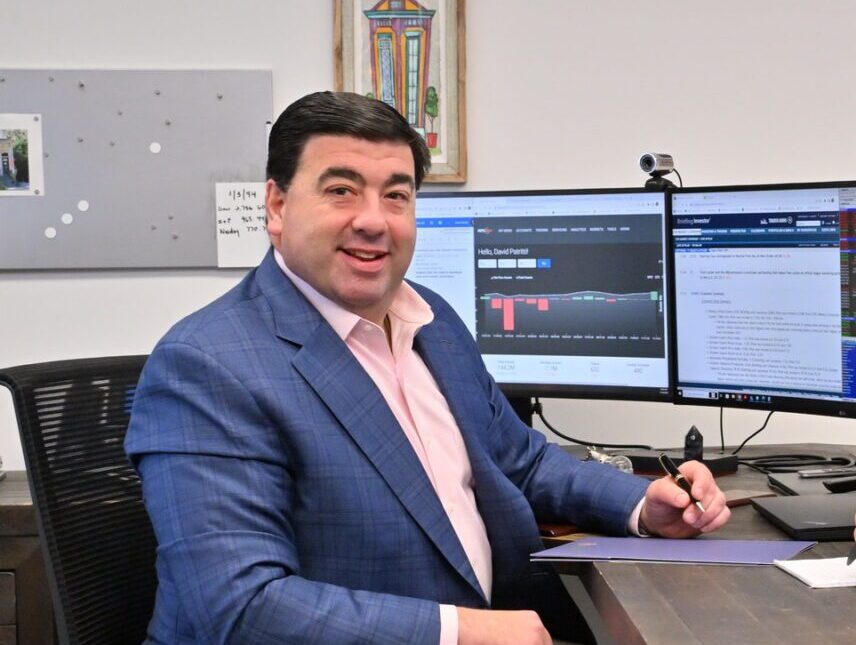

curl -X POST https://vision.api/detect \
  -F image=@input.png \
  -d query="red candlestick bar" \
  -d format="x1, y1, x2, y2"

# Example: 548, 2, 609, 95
502, 298, 515, 331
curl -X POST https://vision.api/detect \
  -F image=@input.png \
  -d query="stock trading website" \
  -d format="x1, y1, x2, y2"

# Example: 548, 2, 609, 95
409, 191, 670, 395
672, 186, 856, 407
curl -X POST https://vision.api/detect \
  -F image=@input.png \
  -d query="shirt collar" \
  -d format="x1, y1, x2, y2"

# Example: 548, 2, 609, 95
273, 249, 434, 341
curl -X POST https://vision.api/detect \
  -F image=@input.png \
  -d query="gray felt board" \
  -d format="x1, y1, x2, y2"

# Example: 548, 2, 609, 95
0, 69, 272, 269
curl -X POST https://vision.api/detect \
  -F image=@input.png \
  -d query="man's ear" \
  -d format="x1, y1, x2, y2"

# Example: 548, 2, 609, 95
265, 178, 285, 240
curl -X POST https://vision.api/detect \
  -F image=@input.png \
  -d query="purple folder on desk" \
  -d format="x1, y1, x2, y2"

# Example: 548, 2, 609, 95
531, 537, 815, 565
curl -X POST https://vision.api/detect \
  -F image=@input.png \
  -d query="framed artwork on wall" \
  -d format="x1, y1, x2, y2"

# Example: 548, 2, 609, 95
334, 0, 467, 183
0, 113, 45, 197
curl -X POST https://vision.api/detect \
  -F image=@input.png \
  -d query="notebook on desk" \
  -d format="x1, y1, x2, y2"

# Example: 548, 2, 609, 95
751, 494, 856, 540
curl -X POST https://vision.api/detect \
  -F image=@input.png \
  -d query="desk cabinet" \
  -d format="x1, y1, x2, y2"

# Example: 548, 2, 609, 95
0, 473, 55, 644
0, 571, 15, 645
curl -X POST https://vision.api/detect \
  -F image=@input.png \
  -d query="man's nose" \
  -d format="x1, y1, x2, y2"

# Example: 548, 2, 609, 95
351, 195, 387, 235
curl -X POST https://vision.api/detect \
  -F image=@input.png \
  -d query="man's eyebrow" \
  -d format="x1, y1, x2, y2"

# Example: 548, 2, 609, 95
383, 173, 415, 191
316, 167, 365, 190
317, 168, 415, 192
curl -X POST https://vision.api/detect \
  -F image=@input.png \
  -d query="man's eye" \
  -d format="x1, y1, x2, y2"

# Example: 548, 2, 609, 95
329, 186, 354, 196
387, 191, 410, 201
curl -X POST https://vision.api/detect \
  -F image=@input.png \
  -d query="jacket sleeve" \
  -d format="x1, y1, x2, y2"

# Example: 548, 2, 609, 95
126, 341, 441, 644
480, 374, 650, 536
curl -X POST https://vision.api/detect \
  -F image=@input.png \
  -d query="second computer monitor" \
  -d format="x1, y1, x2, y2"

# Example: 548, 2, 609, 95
409, 189, 671, 401
671, 182, 856, 418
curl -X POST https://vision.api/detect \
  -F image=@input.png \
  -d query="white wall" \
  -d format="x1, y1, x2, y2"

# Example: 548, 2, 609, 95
3, 0, 856, 470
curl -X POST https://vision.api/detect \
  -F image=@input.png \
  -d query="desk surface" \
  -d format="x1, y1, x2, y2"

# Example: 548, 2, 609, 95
553, 443, 856, 645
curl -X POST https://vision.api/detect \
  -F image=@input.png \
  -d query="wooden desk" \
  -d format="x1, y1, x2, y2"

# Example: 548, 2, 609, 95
0, 472, 55, 645
552, 443, 856, 645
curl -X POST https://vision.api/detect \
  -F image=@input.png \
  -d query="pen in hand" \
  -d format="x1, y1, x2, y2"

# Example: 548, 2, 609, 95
658, 453, 706, 513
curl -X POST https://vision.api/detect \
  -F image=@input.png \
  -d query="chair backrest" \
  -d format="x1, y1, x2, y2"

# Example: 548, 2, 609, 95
0, 356, 156, 645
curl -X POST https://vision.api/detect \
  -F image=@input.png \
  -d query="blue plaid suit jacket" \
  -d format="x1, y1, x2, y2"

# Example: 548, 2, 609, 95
125, 249, 649, 644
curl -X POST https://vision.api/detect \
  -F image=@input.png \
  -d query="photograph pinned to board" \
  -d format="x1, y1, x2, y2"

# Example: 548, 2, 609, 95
215, 182, 269, 268
334, 0, 467, 183
0, 113, 45, 197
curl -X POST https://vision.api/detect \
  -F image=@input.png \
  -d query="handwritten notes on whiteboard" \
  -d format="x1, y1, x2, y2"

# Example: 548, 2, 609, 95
215, 182, 269, 268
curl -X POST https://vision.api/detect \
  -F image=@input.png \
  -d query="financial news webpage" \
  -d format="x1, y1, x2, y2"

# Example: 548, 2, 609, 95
408, 192, 669, 392
672, 187, 856, 404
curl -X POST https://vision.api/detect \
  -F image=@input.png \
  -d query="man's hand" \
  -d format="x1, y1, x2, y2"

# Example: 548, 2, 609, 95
457, 607, 551, 645
639, 460, 731, 538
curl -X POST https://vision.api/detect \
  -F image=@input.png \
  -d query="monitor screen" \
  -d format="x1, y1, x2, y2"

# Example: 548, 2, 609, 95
409, 189, 671, 401
671, 182, 856, 417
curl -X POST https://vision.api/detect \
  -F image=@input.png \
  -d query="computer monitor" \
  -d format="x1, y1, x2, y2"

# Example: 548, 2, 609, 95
409, 189, 672, 402
671, 182, 856, 418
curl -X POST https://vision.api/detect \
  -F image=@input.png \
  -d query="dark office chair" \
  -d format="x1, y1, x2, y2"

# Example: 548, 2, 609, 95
0, 356, 156, 645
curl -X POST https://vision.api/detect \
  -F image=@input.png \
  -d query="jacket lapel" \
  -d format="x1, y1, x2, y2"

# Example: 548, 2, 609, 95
413, 319, 487, 454
255, 253, 486, 601
415, 321, 546, 583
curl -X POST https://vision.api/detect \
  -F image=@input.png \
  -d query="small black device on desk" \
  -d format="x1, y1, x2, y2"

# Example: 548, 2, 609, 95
822, 476, 856, 493
751, 494, 856, 540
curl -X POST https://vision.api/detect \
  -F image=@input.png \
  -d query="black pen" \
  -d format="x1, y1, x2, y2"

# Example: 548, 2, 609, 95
847, 544, 856, 566
658, 453, 706, 513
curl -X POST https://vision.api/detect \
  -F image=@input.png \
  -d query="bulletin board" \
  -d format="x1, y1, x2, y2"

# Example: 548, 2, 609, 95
0, 69, 272, 269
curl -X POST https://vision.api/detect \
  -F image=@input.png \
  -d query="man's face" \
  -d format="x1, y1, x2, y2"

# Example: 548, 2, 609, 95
266, 134, 417, 325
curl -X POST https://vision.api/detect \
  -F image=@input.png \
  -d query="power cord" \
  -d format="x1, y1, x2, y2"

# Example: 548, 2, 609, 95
717, 406, 855, 472
738, 454, 855, 474
533, 398, 653, 451
730, 410, 775, 454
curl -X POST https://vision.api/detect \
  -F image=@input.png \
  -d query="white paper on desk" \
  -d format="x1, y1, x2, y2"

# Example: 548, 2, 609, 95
215, 182, 269, 268
775, 557, 856, 588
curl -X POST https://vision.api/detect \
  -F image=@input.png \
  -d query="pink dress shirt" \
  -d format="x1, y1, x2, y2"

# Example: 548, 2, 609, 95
275, 251, 489, 644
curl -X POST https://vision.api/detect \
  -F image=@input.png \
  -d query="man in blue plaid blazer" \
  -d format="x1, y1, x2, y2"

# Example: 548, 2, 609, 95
126, 92, 730, 645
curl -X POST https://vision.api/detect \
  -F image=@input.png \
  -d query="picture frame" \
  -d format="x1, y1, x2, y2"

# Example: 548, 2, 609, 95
0, 113, 45, 197
334, 0, 467, 183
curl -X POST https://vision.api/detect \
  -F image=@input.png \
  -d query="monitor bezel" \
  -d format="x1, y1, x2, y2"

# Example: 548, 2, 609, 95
415, 186, 674, 403
669, 180, 856, 419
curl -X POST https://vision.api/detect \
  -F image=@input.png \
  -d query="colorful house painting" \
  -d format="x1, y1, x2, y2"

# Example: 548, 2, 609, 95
363, 0, 435, 138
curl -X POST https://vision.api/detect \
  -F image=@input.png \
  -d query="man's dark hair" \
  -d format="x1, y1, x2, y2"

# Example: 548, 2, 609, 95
267, 91, 432, 190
